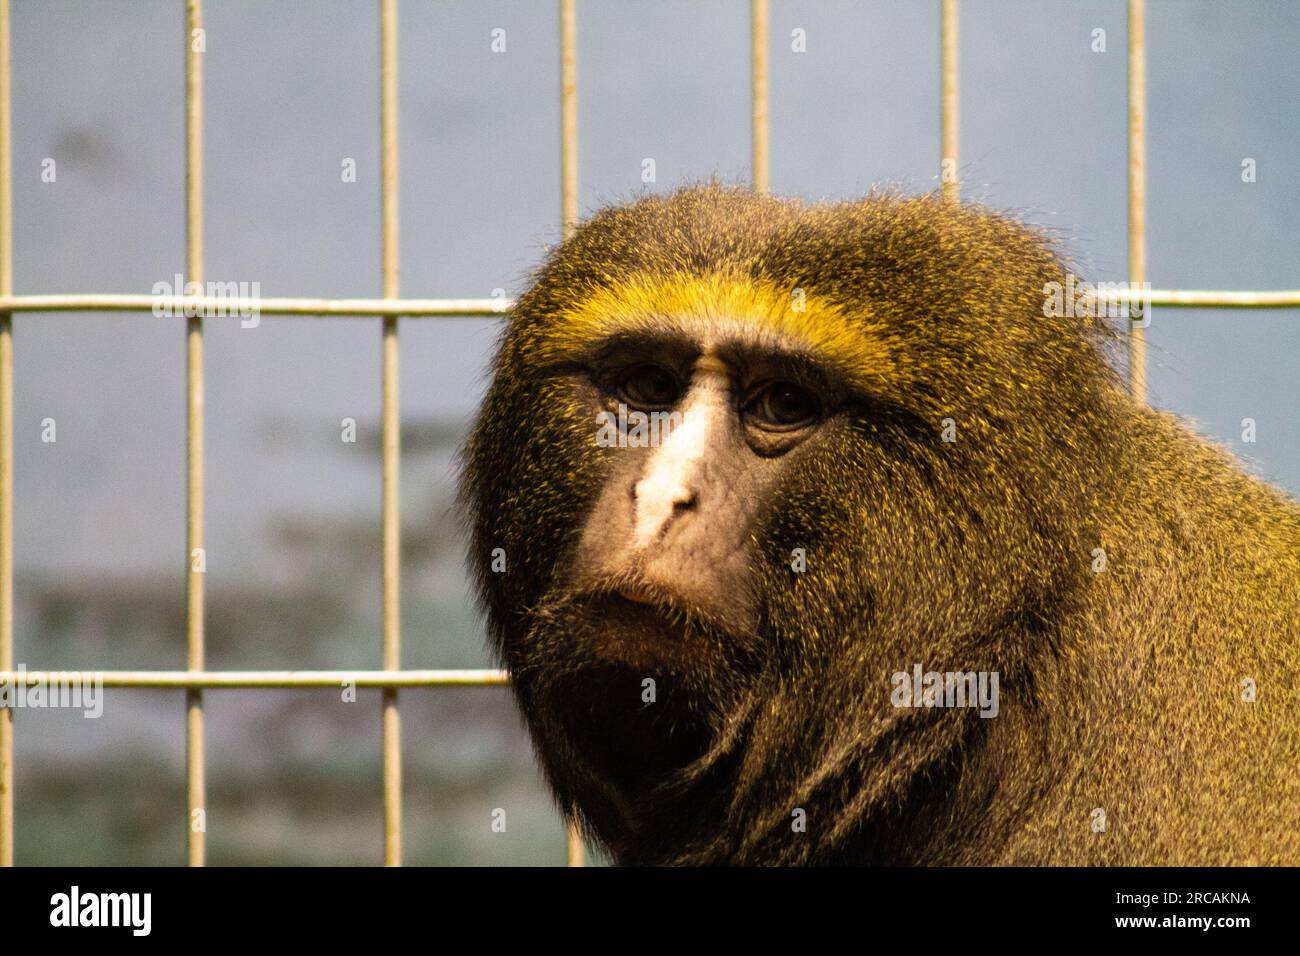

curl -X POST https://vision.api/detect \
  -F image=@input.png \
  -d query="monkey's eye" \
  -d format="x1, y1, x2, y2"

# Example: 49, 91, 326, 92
615, 364, 684, 411
744, 381, 821, 431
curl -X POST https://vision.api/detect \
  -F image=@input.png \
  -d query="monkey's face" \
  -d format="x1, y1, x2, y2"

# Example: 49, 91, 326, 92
516, 323, 864, 796
562, 332, 847, 663
467, 273, 893, 822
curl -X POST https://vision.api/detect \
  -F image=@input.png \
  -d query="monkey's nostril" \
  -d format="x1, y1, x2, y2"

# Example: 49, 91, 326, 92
672, 491, 697, 513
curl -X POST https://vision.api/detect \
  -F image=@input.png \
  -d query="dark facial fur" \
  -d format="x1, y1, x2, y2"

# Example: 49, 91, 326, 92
460, 184, 1300, 866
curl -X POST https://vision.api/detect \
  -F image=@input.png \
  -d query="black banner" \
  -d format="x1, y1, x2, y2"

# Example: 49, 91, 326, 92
1, 865, 1291, 941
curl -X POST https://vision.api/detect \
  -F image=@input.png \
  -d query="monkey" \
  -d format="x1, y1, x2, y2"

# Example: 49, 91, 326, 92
459, 183, 1300, 866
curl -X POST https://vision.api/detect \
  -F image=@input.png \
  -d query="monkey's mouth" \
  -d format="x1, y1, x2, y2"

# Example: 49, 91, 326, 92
515, 591, 748, 804
616, 585, 657, 606
512, 585, 765, 807
569, 589, 720, 669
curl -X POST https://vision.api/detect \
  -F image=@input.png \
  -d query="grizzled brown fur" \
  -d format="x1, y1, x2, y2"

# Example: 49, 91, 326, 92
461, 185, 1300, 865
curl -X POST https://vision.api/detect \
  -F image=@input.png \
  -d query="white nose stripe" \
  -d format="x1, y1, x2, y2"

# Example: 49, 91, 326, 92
632, 389, 718, 547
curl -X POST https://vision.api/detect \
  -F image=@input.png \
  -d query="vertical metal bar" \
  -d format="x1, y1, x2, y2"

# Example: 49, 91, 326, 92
184, 0, 206, 869
939, 0, 959, 202
559, 0, 583, 868
379, 0, 402, 868
0, 0, 14, 869
1127, 0, 1147, 403
750, 0, 768, 194
560, 0, 578, 235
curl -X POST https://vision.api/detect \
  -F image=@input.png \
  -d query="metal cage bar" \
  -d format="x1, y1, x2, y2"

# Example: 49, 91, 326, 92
751, 0, 769, 194
379, 0, 403, 870
0, 288, 1298, 316
0, 294, 505, 315
0, 670, 509, 689
940, 0, 959, 202
0, 0, 13, 872
560, 0, 578, 238
184, 0, 207, 870
1128, 0, 1147, 402
0, 0, 1295, 870
559, 0, 585, 870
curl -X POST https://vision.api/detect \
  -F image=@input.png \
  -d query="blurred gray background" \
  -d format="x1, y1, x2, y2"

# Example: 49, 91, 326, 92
6, 0, 1297, 864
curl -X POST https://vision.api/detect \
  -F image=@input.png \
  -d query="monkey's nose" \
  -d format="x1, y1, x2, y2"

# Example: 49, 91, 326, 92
632, 476, 698, 546
633, 477, 694, 505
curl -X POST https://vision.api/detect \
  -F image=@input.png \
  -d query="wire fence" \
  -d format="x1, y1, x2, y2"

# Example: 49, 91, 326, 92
0, 0, 1296, 867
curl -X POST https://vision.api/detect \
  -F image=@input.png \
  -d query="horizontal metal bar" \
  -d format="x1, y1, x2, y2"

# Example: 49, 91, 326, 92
1, 289, 1299, 317
0, 294, 508, 317
0, 669, 508, 689
1122, 289, 1300, 308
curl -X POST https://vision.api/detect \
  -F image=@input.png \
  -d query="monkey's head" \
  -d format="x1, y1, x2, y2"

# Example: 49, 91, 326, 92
461, 184, 1124, 864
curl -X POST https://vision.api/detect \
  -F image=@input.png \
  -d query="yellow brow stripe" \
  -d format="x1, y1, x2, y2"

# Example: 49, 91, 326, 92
525, 272, 896, 389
